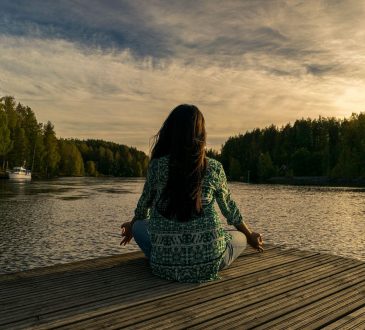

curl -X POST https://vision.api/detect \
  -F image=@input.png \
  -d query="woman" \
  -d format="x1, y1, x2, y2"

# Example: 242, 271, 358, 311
120, 104, 263, 283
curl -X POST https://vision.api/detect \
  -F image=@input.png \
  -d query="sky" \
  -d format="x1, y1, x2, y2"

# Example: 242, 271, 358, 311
1, 0, 365, 153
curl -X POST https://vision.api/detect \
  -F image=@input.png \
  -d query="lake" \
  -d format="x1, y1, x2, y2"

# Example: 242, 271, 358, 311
1, 178, 364, 274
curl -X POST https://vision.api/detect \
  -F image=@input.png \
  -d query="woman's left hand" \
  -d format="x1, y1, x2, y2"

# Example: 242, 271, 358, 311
247, 232, 264, 253
120, 221, 133, 246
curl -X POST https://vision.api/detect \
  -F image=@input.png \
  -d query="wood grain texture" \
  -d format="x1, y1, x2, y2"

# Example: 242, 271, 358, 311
0, 245, 364, 330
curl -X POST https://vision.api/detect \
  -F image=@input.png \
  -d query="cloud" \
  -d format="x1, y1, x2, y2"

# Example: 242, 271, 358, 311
305, 64, 338, 76
0, 0, 365, 152
0, 0, 172, 58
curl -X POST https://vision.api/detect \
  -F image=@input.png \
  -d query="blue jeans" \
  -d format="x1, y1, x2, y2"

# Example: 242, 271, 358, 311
219, 230, 247, 270
132, 220, 152, 259
132, 220, 247, 269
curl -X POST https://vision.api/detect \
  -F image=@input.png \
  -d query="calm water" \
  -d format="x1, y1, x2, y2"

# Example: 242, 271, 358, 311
1, 178, 364, 274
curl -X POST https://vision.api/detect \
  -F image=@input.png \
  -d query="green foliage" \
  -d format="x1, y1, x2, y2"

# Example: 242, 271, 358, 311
258, 152, 276, 181
85, 160, 98, 176
10, 126, 27, 166
220, 113, 365, 182
331, 113, 365, 179
1, 96, 45, 173
74, 139, 149, 177
228, 157, 242, 180
59, 140, 84, 176
290, 148, 311, 176
206, 148, 220, 161
0, 96, 149, 178
43, 121, 61, 177
0, 109, 13, 164
2, 95, 364, 181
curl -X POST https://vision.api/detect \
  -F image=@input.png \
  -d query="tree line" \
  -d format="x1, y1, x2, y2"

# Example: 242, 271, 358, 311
0, 96, 149, 177
207, 113, 365, 182
1, 96, 364, 182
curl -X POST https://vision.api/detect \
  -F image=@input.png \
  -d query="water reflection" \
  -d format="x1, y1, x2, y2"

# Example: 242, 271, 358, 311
233, 183, 365, 262
0, 178, 364, 274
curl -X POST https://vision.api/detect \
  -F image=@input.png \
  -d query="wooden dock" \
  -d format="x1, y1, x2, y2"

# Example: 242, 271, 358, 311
1, 246, 365, 329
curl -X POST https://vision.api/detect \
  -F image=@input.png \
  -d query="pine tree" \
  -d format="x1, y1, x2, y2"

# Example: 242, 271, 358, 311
43, 121, 60, 177
258, 152, 276, 181
59, 140, 84, 176
0, 109, 13, 169
86, 160, 98, 176
229, 157, 242, 180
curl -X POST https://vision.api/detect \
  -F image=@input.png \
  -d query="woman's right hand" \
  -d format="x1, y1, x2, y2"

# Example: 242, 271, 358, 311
247, 232, 264, 252
120, 221, 133, 246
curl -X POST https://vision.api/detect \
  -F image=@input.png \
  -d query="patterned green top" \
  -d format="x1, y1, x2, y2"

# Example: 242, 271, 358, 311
132, 155, 244, 283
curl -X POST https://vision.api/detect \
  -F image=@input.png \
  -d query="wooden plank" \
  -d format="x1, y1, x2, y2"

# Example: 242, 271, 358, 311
0, 249, 294, 326
0, 246, 277, 298
135, 263, 364, 330
40, 254, 331, 329
0, 250, 274, 310
1, 246, 363, 330
0, 258, 149, 302
2, 249, 318, 329
0, 245, 276, 285
322, 306, 365, 330
0, 247, 287, 304
0, 262, 152, 304
0, 254, 147, 294
189, 265, 365, 329
252, 282, 365, 329
0, 249, 284, 326
98, 259, 346, 329
0, 275, 168, 326
0, 252, 143, 283
45, 257, 358, 329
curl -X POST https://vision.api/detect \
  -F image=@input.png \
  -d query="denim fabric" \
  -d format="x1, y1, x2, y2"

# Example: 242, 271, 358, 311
132, 220, 151, 259
219, 230, 247, 270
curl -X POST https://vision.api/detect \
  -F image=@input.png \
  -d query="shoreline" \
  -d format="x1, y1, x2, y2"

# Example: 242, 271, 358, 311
2, 173, 365, 188
228, 175, 365, 188
266, 176, 365, 187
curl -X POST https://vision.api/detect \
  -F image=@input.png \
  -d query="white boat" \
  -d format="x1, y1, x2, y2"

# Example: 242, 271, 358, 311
8, 166, 32, 180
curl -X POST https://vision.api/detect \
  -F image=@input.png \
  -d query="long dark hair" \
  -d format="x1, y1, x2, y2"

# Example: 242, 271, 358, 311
150, 104, 207, 222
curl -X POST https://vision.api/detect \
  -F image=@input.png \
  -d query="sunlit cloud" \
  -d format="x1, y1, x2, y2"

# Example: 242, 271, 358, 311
1, 0, 365, 152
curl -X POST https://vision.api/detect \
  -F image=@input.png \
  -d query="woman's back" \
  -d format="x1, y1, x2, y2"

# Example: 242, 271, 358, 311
121, 104, 263, 283
134, 155, 244, 282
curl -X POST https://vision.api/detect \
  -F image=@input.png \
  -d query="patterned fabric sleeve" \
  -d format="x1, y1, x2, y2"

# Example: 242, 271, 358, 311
132, 159, 157, 222
215, 162, 244, 226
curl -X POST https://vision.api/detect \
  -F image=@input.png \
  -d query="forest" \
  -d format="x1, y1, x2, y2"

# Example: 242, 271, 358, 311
208, 112, 365, 183
1, 96, 364, 182
0, 96, 149, 177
